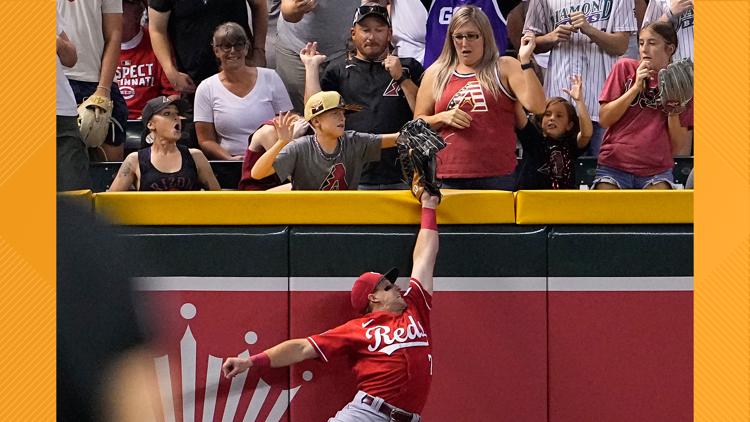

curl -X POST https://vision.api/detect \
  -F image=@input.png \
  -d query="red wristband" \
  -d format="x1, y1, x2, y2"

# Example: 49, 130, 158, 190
421, 207, 437, 231
250, 352, 271, 369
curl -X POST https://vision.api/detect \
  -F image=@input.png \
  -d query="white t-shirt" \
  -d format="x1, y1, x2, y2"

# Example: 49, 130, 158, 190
391, 0, 428, 64
60, 0, 122, 82
56, 7, 78, 117
193, 68, 293, 156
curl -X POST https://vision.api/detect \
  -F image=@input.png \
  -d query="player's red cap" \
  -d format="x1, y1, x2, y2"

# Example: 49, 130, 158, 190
351, 267, 399, 314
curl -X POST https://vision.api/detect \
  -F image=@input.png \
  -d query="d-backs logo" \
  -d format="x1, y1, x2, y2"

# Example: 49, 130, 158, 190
447, 81, 488, 113
383, 79, 402, 97
624, 76, 661, 110
383, 68, 411, 97
550, 0, 613, 27
320, 163, 348, 190
364, 315, 429, 355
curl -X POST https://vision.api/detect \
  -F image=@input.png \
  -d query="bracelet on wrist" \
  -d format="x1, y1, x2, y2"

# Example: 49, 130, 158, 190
520, 61, 534, 70
96, 85, 111, 92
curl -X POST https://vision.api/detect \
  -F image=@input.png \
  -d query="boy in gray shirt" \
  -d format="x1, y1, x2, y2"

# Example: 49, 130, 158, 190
251, 91, 399, 190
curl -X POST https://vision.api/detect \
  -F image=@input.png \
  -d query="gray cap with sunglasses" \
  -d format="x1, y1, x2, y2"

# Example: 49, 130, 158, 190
353, 3, 391, 27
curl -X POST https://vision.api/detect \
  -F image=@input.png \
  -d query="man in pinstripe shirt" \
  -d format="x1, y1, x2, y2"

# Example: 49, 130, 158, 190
523, 0, 637, 156
642, 0, 693, 61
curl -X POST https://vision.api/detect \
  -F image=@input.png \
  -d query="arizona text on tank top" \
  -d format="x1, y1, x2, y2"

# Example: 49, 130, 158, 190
434, 67, 517, 178
138, 144, 200, 191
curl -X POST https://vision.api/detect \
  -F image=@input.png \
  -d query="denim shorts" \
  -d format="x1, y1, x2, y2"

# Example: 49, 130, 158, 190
592, 165, 676, 189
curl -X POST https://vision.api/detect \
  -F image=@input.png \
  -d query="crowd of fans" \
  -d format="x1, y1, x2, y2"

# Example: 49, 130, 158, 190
56, 0, 694, 192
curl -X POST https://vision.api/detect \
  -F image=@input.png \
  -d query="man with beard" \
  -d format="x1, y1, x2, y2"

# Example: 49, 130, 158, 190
300, 3, 424, 190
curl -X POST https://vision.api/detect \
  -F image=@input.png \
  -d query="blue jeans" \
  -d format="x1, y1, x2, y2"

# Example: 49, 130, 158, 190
592, 165, 676, 189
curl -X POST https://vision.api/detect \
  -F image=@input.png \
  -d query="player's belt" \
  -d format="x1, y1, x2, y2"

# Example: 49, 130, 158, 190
361, 394, 418, 422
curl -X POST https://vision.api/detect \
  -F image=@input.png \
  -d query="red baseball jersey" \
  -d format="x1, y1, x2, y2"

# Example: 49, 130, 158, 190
117, 28, 178, 120
307, 278, 433, 413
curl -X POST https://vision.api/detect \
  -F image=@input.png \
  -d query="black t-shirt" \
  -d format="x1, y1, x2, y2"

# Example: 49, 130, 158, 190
321, 55, 425, 185
516, 120, 580, 190
149, 0, 252, 85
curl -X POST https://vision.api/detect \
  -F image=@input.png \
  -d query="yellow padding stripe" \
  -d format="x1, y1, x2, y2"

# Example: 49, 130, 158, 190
515, 190, 693, 224
57, 190, 93, 212
94, 190, 516, 225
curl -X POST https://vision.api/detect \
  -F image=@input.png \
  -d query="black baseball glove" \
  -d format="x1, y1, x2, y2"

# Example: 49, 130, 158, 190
396, 119, 447, 202
658, 58, 693, 114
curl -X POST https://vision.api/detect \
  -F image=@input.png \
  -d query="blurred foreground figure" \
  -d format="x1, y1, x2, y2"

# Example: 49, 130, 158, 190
57, 199, 159, 421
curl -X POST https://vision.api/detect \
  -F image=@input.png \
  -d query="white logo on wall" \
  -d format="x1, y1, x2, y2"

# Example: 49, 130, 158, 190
154, 302, 313, 422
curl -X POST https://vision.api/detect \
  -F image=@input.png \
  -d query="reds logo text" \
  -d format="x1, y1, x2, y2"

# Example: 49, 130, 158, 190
365, 315, 429, 355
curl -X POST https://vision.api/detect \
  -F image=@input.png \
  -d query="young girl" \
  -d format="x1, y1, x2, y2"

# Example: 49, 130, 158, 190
515, 75, 593, 189
593, 21, 693, 190
237, 113, 311, 190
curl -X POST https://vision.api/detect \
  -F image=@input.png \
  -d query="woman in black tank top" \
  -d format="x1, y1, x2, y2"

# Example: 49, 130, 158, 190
109, 97, 220, 191
138, 144, 200, 191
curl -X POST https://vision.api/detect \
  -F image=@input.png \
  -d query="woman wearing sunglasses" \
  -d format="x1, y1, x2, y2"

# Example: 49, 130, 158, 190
194, 22, 293, 160
414, 6, 545, 190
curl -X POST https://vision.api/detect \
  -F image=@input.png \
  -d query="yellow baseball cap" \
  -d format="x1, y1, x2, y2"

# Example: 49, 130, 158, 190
304, 91, 363, 121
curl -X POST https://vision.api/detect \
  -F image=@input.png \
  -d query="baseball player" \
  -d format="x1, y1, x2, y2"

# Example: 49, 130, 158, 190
223, 191, 441, 421
524, 0, 637, 156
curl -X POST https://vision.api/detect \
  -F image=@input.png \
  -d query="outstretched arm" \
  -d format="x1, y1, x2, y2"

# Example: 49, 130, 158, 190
222, 339, 318, 378
504, 33, 546, 114
300, 42, 326, 105
250, 112, 295, 179
410, 193, 440, 295
562, 75, 593, 148
379, 133, 399, 149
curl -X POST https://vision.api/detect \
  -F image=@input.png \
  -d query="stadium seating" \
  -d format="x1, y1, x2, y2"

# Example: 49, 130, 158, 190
124, 120, 143, 155
89, 157, 694, 191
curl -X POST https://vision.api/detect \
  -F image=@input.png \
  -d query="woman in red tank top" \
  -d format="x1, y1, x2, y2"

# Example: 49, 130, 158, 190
414, 6, 545, 190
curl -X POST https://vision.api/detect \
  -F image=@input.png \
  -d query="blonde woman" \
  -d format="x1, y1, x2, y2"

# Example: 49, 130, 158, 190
414, 6, 545, 190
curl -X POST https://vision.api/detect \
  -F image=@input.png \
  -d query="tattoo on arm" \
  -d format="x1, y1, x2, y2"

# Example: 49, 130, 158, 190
118, 161, 132, 178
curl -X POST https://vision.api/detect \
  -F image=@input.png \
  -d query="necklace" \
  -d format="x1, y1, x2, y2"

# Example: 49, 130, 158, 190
312, 134, 343, 162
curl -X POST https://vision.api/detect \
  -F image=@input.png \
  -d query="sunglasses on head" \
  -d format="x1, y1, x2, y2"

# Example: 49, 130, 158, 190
355, 5, 388, 19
